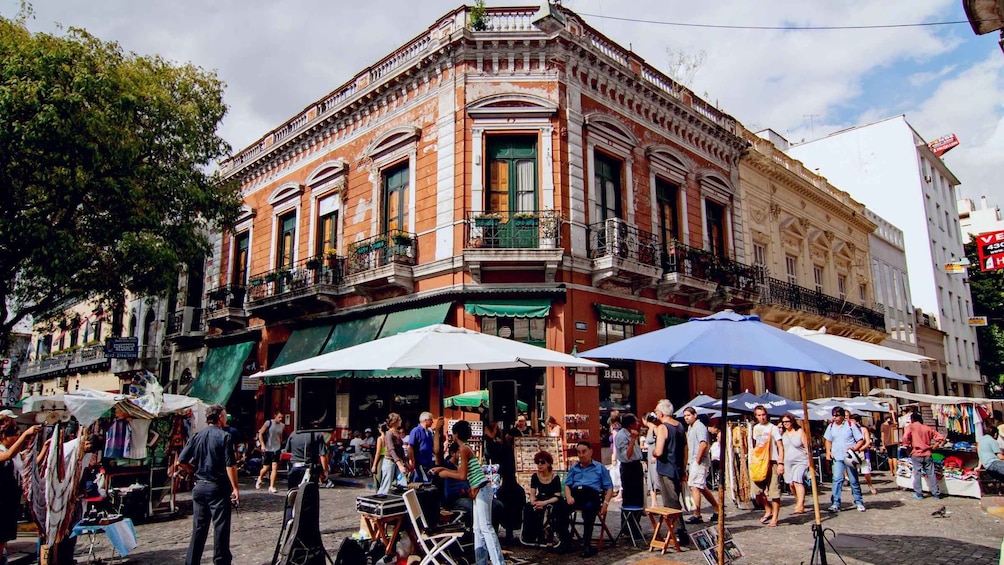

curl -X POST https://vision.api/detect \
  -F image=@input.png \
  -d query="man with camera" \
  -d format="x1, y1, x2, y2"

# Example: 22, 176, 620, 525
824, 406, 866, 513
178, 404, 240, 565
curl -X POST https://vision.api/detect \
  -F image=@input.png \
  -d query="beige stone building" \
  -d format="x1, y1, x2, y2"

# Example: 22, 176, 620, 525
737, 127, 888, 400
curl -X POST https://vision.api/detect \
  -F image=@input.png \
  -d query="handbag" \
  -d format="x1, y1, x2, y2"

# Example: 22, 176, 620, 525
750, 441, 770, 483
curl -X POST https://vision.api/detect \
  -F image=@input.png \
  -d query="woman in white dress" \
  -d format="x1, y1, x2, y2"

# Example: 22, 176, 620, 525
780, 415, 809, 514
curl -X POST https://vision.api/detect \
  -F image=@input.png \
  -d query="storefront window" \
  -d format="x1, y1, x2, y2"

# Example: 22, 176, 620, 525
597, 320, 634, 346
599, 364, 634, 448
480, 316, 546, 427
481, 316, 545, 347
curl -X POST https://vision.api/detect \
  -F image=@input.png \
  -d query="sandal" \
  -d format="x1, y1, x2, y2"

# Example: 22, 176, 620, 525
759, 515, 773, 524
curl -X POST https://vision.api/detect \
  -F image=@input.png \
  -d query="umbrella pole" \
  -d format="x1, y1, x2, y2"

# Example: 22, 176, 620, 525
438, 365, 444, 419
799, 371, 827, 564
717, 365, 729, 565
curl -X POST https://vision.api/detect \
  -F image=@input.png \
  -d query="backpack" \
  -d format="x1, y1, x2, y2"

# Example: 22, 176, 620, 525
333, 537, 367, 565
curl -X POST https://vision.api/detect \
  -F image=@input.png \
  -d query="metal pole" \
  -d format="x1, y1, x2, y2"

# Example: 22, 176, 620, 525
438, 365, 444, 418
800, 371, 827, 564
716, 365, 729, 565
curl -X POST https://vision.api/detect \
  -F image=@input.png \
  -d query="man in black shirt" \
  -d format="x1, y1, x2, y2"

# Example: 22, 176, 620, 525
178, 404, 239, 565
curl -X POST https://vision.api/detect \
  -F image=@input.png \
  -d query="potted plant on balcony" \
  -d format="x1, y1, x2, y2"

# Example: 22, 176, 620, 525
392, 232, 413, 246
474, 212, 503, 227
512, 211, 537, 228
305, 256, 322, 270
539, 211, 559, 248
324, 249, 340, 269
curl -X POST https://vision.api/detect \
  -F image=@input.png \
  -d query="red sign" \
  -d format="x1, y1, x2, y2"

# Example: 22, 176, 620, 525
977, 230, 1004, 271
929, 134, 960, 157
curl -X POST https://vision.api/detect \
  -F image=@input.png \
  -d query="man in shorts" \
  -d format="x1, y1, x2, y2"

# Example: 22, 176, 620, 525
748, 405, 784, 526
256, 411, 285, 494
682, 407, 719, 524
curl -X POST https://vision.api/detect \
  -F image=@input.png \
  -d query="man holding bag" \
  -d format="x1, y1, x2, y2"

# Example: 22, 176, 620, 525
748, 405, 784, 527
824, 407, 866, 513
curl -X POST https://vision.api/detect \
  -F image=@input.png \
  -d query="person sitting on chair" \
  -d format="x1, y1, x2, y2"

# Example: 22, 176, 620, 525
522, 450, 568, 548
978, 422, 1004, 482
563, 442, 613, 558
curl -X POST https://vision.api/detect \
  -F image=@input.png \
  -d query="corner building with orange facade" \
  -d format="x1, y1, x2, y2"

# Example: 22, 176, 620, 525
203, 4, 761, 450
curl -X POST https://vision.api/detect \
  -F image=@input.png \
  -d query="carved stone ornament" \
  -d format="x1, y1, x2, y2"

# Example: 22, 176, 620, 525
797, 217, 811, 231
822, 230, 833, 243
846, 242, 857, 254
770, 203, 782, 219
751, 205, 767, 224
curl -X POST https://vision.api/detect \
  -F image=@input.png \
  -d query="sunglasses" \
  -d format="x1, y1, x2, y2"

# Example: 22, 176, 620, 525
781, 421, 792, 424
535, 461, 547, 465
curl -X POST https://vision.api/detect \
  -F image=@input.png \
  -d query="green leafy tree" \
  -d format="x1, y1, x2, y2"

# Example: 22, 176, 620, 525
965, 240, 1004, 397
0, 15, 241, 349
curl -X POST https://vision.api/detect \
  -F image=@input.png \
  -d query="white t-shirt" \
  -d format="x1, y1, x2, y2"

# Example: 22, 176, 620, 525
749, 422, 782, 462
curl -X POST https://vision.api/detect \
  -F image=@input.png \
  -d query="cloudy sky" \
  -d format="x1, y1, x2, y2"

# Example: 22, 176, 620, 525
4, 0, 1002, 206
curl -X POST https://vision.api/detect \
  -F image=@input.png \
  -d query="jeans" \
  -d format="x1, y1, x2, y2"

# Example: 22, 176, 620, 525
985, 459, 1004, 481
830, 458, 863, 508
186, 481, 232, 565
912, 455, 940, 497
473, 485, 505, 565
657, 475, 687, 539
378, 458, 397, 495
567, 486, 602, 547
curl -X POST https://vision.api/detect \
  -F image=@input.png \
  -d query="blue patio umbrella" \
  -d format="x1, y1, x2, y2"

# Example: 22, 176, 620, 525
758, 390, 805, 417
578, 310, 908, 564
701, 390, 764, 413
674, 393, 718, 417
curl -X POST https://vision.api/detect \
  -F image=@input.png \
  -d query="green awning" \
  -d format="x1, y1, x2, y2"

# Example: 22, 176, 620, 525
595, 304, 646, 325
464, 298, 551, 318
272, 325, 335, 368
378, 302, 451, 338
321, 316, 386, 354
190, 341, 255, 406
658, 314, 689, 327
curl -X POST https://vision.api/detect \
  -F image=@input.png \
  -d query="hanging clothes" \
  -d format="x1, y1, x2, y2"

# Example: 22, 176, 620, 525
104, 419, 131, 459
124, 419, 151, 460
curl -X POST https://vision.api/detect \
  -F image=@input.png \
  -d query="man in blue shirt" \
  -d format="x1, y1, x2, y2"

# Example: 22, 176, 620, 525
408, 412, 435, 482
978, 424, 1004, 481
563, 442, 613, 558
824, 407, 866, 513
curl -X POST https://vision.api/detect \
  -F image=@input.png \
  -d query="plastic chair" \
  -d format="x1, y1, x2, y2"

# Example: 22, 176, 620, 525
403, 489, 464, 565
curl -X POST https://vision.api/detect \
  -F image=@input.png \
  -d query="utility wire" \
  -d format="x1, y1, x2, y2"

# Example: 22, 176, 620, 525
575, 12, 972, 31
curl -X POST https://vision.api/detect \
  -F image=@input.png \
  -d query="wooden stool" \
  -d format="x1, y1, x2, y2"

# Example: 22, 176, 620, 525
645, 507, 683, 554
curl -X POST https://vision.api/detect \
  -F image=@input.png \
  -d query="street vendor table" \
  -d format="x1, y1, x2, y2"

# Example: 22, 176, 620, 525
356, 493, 409, 556
894, 449, 982, 499
70, 517, 138, 563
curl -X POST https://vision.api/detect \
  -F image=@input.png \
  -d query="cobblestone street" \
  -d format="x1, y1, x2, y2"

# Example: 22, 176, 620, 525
10, 471, 1000, 565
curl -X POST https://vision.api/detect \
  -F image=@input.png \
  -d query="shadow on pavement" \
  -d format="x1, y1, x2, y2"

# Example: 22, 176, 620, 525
823, 534, 999, 565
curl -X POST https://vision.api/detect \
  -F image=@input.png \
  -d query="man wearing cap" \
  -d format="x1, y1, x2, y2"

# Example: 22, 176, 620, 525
362, 428, 376, 450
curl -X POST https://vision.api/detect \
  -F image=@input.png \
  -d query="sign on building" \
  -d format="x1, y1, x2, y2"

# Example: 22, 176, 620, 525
928, 134, 960, 157
976, 230, 1004, 272
944, 263, 966, 274
103, 337, 139, 359
968, 316, 989, 327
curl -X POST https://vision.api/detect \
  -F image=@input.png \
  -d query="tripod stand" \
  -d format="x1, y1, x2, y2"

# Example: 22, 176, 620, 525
272, 432, 333, 565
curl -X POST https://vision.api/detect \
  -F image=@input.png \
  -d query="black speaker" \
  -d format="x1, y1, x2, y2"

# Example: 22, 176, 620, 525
295, 377, 337, 432
488, 379, 518, 425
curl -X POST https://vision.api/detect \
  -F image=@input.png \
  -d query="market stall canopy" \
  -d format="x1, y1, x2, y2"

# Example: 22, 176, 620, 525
444, 390, 528, 413
868, 388, 992, 406
789, 404, 865, 421
189, 340, 255, 406
62, 389, 204, 427
787, 327, 933, 363
702, 390, 765, 413
251, 323, 606, 378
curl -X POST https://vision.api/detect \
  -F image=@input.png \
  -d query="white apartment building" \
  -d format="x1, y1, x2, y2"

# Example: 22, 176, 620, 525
789, 115, 983, 396
865, 208, 924, 387
958, 196, 1004, 242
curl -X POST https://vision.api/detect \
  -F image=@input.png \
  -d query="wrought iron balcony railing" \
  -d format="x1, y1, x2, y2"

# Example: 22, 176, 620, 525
346, 230, 416, 275
759, 277, 886, 331
247, 254, 345, 302
22, 345, 107, 379
204, 284, 247, 314
587, 218, 659, 263
663, 240, 765, 296
465, 210, 561, 249
166, 307, 205, 336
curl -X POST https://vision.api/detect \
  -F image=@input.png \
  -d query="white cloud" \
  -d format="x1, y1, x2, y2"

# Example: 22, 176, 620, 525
4, 0, 1000, 207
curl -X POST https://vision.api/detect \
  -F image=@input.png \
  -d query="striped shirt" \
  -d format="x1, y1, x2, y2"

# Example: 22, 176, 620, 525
466, 454, 489, 489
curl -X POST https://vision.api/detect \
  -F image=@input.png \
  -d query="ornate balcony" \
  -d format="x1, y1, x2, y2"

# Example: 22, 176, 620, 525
587, 218, 662, 291
659, 241, 765, 307
463, 210, 564, 283
165, 306, 206, 341
204, 284, 249, 331
755, 277, 888, 339
246, 255, 346, 322
21, 345, 108, 381
342, 230, 416, 299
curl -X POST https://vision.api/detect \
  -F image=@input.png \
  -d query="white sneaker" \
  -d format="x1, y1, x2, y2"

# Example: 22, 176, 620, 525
269, 486, 278, 494
255, 477, 262, 490
856, 503, 866, 512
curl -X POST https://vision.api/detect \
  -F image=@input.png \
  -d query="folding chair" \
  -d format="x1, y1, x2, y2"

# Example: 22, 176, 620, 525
615, 505, 645, 548
568, 508, 615, 550
403, 489, 464, 565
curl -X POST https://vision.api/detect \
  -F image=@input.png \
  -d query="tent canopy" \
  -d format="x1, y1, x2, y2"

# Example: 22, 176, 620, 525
787, 326, 933, 363
444, 390, 528, 413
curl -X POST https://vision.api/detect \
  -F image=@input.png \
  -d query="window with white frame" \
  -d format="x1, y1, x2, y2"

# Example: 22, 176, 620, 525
813, 266, 824, 293
594, 151, 623, 221
837, 274, 847, 300
753, 243, 767, 269
597, 320, 635, 346
785, 255, 798, 285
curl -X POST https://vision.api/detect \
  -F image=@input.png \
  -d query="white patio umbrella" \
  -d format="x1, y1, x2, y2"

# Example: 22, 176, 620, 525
787, 326, 933, 362
251, 323, 607, 412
